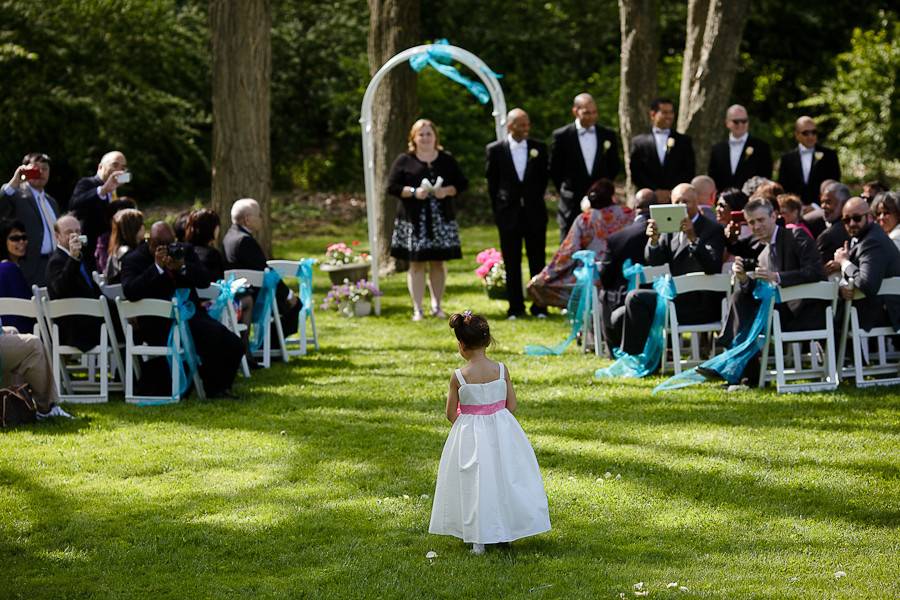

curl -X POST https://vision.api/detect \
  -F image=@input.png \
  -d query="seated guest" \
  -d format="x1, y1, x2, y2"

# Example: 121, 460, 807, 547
815, 182, 851, 275
223, 198, 301, 341
185, 208, 225, 280
121, 221, 243, 397
105, 208, 145, 284
95, 197, 137, 275
777, 194, 813, 238
526, 179, 633, 308
0, 321, 72, 420
691, 175, 717, 221
715, 187, 748, 227
871, 191, 900, 252
173, 209, 191, 243
861, 181, 887, 204
740, 175, 771, 199
613, 183, 724, 356
834, 197, 900, 332
0, 219, 35, 333
45, 214, 104, 352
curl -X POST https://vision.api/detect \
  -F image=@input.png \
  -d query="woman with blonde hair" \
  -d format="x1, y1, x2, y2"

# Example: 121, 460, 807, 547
387, 119, 468, 321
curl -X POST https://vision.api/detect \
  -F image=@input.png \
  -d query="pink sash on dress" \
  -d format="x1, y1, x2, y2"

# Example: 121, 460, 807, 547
459, 400, 506, 415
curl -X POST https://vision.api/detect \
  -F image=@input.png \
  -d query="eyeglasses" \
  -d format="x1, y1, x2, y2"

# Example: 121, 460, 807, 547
730, 118, 748, 124
7, 234, 27, 242
842, 213, 869, 225
799, 129, 818, 136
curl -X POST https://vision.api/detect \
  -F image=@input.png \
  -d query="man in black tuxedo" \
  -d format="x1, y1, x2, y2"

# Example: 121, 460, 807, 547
835, 197, 900, 331
614, 183, 724, 355
629, 98, 695, 201
1, 152, 60, 286
45, 214, 104, 352
549, 93, 619, 242
708, 105, 773, 193
121, 221, 243, 397
600, 189, 656, 354
486, 108, 550, 319
70, 150, 130, 270
223, 198, 301, 343
815, 182, 851, 275
777, 116, 841, 206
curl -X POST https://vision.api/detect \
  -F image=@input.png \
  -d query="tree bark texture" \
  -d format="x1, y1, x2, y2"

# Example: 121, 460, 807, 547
367, 0, 420, 274
209, 0, 272, 253
676, 0, 750, 173
618, 0, 659, 199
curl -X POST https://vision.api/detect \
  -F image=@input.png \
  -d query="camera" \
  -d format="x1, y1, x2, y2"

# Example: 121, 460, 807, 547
77, 235, 88, 245
116, 171, 132, 184
742, 257, 757, 272
166, 242, 186, 261
21, 166, 42, 181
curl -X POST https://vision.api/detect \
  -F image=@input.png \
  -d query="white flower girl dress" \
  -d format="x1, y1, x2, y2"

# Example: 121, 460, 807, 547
429, 362, 551, 544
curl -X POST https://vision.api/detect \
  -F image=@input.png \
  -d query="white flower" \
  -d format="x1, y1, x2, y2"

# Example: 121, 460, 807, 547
633, 582, 645, 591
402, 494, 410, 500
834, 571, 846, 579
420, 493, 429, 499
529, 148, 539, 158
604, 471, 612, 479
603, 139, 612, 151
425, 551, 438, 560
815, 151, 824, 161
635, 593, 648, 598
679, 586, 689, 592
666, 137, 676, 150
667, 582, 678, 589
580, 196, 592, 213
745, 146, 754, 157
615, 474, 622, 480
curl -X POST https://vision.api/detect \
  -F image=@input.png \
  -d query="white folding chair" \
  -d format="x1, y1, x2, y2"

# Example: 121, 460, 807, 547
267, 259, 319, 356
115, 297, 205, 404
837, 276, 900, 388
663, 273, 733, 374
197, 283, 251, 378
629, 264, 670, 290
224, 268, 288, 367
41, 297, 115, 403
758, 280, 840, 393
0, 297, 43, 338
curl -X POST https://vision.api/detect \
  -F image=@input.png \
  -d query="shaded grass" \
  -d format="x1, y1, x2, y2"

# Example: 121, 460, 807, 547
2, 221, 899, 599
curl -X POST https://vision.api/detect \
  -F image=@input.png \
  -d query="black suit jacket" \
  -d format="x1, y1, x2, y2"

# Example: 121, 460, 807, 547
777, 144, 841, 205
629, 130, 695, 191
222, 224, 291, 310
45, 247, 103, 351
70, 175, 110, 266
486, 138, 549, 231
645, 214, 724, 276
842, 223, 900, 331
815, 220, 849, 266
600, 221, 649, 300
0, 184, 60, 285
549, 123, 619, 222
708, 135, 773, 192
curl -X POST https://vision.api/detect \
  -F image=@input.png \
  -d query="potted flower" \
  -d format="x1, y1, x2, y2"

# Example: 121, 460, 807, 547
321, 241, 372, 284
475, 248, 506, 300
321, 278, 383, 317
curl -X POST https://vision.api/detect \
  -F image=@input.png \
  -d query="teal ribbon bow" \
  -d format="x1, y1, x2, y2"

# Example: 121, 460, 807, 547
152, 288, 201, 405
250, 269, 282, 353
296, 258, 316, 309
623, 259, 646, 292
409, 39, 501, 104
595, 274, 677, 379
525, 250, 597, 356
208, 274, 241, 322
652, 280, 781, 394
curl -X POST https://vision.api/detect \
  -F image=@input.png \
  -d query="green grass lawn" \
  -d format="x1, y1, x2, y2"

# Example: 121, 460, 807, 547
3, 220, 899, 599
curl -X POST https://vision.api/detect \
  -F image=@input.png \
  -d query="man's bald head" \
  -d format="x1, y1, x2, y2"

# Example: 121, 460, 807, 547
98, 150, 127, 181
691, 175, 716, 205
843, 196, 869, 215
794, 116, 818, 149
634, 188, 658, 214
842, 197, 871, 237
572, 93, 598, 129
506, 108, 530, 142
149, 221, 175, 250
725, 104, 749, 138
53, 214, 82, 249
672, 183, 699, 216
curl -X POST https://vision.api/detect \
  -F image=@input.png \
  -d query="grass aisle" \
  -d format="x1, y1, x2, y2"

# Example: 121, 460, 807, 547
3, 222, 899, 599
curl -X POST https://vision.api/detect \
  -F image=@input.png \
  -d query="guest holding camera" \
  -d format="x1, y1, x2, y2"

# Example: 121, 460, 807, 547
70, 150, 130, 269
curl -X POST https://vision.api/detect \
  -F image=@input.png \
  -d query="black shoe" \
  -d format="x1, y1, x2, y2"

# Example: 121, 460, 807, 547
506, 309, 526, 319
530, 305, 549, 317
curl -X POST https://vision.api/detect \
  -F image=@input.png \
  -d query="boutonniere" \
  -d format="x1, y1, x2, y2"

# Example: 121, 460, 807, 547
666, 137, 676, 152
603, 140, 612, 152
529, 148, 539, 159
744, 146, 754, 157
814, 151, 824, 161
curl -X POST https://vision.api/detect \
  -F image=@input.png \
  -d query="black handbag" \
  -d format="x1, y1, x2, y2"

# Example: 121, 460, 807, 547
0, 385, 37, 428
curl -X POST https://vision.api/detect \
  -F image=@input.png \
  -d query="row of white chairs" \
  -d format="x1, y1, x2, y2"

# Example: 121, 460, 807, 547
1, 260, 317, 405
581, 264, 900, 393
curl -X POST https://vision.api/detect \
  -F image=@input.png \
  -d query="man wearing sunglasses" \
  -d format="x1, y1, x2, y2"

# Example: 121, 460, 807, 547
0, 153, 60, 287
834, 197, 900, 331
777, 116, 841, 206
708, 105, 772, 192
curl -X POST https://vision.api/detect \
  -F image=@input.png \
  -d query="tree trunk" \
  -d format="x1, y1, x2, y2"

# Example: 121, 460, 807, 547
209, 0, 272, 253
367, 0, 420, 275
618, 0, 659, 199
676, 0, 750, 175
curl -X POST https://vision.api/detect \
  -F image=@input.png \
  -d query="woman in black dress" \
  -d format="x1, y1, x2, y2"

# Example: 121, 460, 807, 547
387, 119, 468, 321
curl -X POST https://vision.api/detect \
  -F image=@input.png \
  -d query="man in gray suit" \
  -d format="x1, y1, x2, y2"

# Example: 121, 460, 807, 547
1, 152, 60, 286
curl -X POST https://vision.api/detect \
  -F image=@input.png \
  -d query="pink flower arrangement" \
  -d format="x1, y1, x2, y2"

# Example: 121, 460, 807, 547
324, 242, 370, 266
475, 248, 506, 290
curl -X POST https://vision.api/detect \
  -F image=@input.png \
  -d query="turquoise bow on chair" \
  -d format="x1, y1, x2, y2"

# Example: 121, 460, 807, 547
166, 288, 201, 400
623, 259, 646, 291
409, 39, 501, 104
296, 258, 316, 310
250, 270, 282, 353
208, 273, 242, 322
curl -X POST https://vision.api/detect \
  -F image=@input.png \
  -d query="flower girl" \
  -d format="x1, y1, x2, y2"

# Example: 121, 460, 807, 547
429, 312, 551, 554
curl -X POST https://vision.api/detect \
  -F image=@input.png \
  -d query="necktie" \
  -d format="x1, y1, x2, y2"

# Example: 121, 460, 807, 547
578, 126, 595, 136
79, 261, 94, 288
34, 191, 56, 255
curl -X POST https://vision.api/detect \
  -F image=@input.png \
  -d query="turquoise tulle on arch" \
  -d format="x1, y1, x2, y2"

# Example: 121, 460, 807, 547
409, 39, 502, 104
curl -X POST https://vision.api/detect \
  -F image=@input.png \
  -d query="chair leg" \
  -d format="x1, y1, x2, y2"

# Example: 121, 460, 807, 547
125, 342, 133, 401
670, 320, 682, 375
851, 312, 865, 386
310, 310, 319, 351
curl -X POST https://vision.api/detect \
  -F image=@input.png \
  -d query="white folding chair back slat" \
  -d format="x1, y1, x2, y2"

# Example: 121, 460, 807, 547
837, 276, 900, 388
630, 264, 670, 289
664, 273, 733, 374
100, 283, 123, 300
223, 268, 286, 367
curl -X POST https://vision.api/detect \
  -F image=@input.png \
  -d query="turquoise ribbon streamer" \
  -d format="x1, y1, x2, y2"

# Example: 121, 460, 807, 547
595, 274, 677, 379
208, 274, 241, 322
652, 280, 781, 394
149, 288, 201, 404
409, 39, 501, 104
525, 250, 596, 356
296, 258, 316, 309
250, 269, 282, 353
623, 259, 646, 292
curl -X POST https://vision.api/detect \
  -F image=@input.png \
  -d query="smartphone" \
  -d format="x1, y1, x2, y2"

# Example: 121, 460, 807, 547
77, 235, 88, 245
22, 166, 42, 180
730, 210, 746, 224
116, 171, 132, 184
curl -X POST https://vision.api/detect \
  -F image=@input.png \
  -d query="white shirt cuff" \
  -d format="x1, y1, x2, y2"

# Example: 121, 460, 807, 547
155, 263, 165, 275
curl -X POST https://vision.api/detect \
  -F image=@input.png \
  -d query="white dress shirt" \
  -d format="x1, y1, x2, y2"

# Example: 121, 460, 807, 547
729, 133, 748, 174
653, 128, 670, 165
799, 144, 815, 183
507, 134, 528, 182
575, 120, 597, 176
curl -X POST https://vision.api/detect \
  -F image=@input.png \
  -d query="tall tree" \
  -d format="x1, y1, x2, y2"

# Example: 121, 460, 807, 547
367, 0, 420, 274
209, 0, 272, 252
618, 0, 659, 197
676, 0, 750, 172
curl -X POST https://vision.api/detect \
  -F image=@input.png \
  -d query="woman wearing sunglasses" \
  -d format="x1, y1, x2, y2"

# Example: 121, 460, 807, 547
0, 218, 35, 333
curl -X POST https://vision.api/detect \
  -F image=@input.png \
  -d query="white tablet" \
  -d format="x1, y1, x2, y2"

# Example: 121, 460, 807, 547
650, 204, 688, 234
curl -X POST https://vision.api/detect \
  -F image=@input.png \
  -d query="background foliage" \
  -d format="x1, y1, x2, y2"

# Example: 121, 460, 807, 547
0, 0, 894, 210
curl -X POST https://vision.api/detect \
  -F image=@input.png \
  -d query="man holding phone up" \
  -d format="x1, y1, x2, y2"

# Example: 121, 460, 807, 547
70, 150, 130, 269
0, 153, 60, 286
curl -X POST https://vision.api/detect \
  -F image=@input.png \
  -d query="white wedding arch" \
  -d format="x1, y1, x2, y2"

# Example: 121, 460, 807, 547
359, 43, 507, 314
